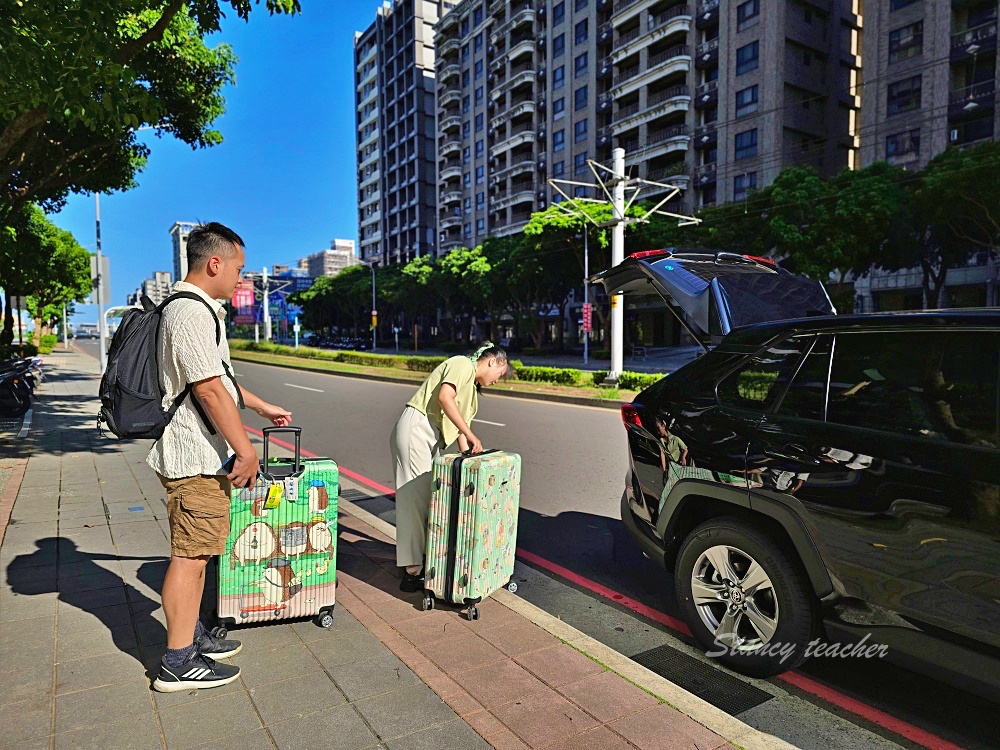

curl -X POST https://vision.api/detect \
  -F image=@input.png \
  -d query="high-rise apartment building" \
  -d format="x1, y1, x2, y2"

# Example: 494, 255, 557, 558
355, 0, 450, 267
432, 0, 862, 254
170, 221, 197, 283
854, 0, 999, 310
126, 271, 172, 307
302, 240, 359, 278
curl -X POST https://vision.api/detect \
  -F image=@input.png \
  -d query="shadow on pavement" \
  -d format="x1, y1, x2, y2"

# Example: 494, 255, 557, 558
5, 537, 168, 676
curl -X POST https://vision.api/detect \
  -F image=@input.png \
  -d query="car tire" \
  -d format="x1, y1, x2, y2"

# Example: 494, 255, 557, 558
675, 517, 817, 677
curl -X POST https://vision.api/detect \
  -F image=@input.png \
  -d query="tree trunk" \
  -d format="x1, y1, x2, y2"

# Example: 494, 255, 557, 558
33, 317, 42, 347
1, 290, 13, 346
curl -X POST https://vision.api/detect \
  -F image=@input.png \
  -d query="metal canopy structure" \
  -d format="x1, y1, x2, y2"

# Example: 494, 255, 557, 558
547, 147, 701, 383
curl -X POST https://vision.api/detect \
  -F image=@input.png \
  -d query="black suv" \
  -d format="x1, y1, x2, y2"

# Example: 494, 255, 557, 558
594, 251, 1000, 700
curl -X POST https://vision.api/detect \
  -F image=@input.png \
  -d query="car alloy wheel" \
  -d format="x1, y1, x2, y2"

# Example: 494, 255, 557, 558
675, 517, 817, 676
690, 544, 778, 653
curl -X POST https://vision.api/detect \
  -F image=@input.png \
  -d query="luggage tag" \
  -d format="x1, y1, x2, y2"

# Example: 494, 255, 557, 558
263, 483, 283, 510
284, 476, 300, 506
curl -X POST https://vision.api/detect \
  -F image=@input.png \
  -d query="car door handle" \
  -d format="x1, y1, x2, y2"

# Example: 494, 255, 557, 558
764, 446, 821, 465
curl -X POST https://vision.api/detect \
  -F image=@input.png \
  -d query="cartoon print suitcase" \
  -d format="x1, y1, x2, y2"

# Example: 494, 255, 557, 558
218, 427, 338, 630
422, 449, 521, 620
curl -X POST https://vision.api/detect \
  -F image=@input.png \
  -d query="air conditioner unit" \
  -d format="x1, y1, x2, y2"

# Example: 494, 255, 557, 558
950, 129, 959, 142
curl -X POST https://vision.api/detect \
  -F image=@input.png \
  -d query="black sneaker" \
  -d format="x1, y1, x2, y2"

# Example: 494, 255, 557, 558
197, 628, 242, 659
152, 652, 241, 693
399, 570, 425, 593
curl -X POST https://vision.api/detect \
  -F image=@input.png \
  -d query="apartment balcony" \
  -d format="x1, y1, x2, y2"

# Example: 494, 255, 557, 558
440, 215, 463, 230
646, 161, 687, 183
491, 183, 536, 211
597, 93, 613, 112
359, 149, 379, 168
948, 80, 997, 119
438, 62, 461, 83
696, 0, 719, 28
440, 189, 463, 205
694, 79, 718, 109
490, 68, 537, 99
359, 129, 378, 149
491, 157, 535, 183
692, 124, 716, 150
440, 114, 462, 132
438, 36, 460, 57
951, 20, 998, 60
597, 126, 613, 147
440, 163, 462, 181
613, 0, 644, 26
644, 125, 689, 159
490, 5, 535, 43
612, 5, 691, 63
615, 85, 689, 130
598, 21, 613, 45
439, 90, 462, 109
695, 162, 717, 186
440, 140, 461, 158
490, 99, 537, 129
493, 123, 537, 154
508, 36, 535, 63
612, 45, 690, 96
438, 11, 459, 33
360, 169, 379, 189
695, 38, 719, 69
489, 0, 505, 14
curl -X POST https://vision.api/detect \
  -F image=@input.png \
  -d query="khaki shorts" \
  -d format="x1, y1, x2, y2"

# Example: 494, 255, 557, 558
159, 474, 233, 557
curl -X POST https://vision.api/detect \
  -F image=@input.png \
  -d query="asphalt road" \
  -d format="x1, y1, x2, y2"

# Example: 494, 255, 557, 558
74, 340, 995, 749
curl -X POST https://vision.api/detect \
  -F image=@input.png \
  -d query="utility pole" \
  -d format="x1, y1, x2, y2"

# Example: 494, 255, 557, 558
62, 303, 68, 349
262, 266, 271, 342
95, 193, 107, 374
610, 147, 625, 382
583, 231, 589, 366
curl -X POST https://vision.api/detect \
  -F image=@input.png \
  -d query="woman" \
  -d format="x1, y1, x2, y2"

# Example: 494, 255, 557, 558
390, 342, 509, 592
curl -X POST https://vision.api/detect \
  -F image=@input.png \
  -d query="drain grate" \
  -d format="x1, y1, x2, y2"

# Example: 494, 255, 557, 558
339, 488, 374, 503
631, 644, 773, 715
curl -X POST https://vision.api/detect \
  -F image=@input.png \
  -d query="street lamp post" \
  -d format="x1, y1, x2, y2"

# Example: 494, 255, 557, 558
95, 194, 107, 374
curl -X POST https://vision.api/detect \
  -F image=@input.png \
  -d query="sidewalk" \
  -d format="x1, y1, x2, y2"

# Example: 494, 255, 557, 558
0, 348, 787, 750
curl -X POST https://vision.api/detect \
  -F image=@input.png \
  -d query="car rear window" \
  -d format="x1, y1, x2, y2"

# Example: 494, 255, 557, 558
717, 336, 814, 412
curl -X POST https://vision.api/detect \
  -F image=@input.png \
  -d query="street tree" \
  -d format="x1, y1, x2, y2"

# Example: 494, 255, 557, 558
438, 246, 492, 341
0, 0, 299, 228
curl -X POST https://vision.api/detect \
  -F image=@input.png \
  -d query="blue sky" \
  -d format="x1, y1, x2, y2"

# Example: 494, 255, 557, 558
54, 1, 388, 324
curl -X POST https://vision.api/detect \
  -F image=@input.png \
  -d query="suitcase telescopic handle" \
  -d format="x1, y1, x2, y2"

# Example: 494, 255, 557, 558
262, 426, 302, 473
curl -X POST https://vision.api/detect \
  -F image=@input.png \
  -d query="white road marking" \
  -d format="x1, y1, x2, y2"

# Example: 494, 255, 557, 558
16, 408, 33, 439
472, 419, 506, 427
284, 383, 325, 393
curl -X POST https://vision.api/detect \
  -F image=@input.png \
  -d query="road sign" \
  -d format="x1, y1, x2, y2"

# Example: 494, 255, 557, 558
88, 255, 111, 305
582, 303, 592, 333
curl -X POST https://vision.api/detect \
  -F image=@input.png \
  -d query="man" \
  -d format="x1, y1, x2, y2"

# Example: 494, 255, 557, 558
147, 222, 291, 692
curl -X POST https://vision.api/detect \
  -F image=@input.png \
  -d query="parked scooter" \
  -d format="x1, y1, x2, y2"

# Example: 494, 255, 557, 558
0, 357, 43, 418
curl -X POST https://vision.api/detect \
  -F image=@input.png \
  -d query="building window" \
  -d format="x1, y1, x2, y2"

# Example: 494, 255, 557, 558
462, 146, 471, 163
735, 85, 758, 117
701, 183, 717, 206
461, 43, 469, 61
887, 75, 921, 115
475, 86, 483, 104
476, 165, 484, 183
474, 6, 483, 26
733, 172, 757, 201
476, 191, 485, 209
553, 1, 565, 24
575, 85, 588, 111
462, 95, 470, 114
474, 32, 483, 51
574, 151, 588, 174
475, 139, 484, 157
464, 173, 471, 187
574, 185, 588, 197
736, 41, 759, 75
553, 160, 565, 177
737, 0, 760, 31
464, 197, 471, 214
477, 218, 485, 231
553, 34, 565, 57
885, 129, 920, 164
574, 119, 588, 142
554, 129, 566, 151
574, 52, 588, 77
475, 59, 483, 79
888, 21, 923, 63
462, 122, 471, 138
460, 17, 469, 35
575, 0, 587, 10
735, 128, 758, 159
575, 19, 589, 44
475, 113, 484, 131
462, 70, 470, 86
464, 222, 472, 237
553, 97, 566, 117
554, 65, 565, 89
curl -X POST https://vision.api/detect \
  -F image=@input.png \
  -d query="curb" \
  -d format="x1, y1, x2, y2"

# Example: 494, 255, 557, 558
0, 457, 28, 547
230, 351, 627, 411
336, 494, 797, 750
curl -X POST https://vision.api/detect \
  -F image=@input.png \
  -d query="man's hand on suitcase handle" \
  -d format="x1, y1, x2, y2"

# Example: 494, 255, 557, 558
229, 451, 259, 490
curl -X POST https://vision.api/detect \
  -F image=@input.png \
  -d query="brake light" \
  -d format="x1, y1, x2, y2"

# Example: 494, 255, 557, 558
630, 249, 672, 260
621, 403, 643, 428
743, 254, 776, 267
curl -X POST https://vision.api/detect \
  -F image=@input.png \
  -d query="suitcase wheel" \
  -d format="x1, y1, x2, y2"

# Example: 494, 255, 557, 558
467, 605, 480, 621
210, 625, 228, 640
422, 594, 435, 612
316, 612, 334, 629
506, 581, 518, 594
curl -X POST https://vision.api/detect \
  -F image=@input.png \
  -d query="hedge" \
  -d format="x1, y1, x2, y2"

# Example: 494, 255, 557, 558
591, 370, 664, 390
512, 365, 583, 386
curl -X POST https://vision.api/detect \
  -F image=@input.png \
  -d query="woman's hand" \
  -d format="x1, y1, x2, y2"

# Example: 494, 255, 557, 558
465, 433, 484, 454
